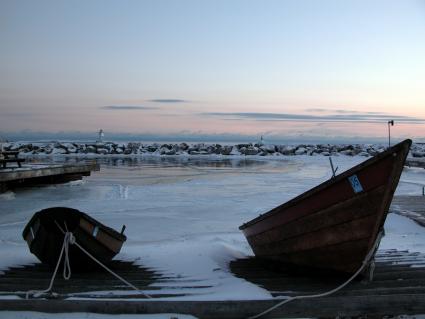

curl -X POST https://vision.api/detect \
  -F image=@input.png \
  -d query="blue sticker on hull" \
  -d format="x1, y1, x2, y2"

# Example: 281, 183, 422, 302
348, 175, 363, 193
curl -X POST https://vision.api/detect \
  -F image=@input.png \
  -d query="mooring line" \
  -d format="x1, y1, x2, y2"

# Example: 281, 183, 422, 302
25, 223, 152, 299
247, 230, 384, 319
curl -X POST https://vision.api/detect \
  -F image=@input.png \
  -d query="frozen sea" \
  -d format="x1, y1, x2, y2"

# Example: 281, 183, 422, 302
1, 155, 425, 305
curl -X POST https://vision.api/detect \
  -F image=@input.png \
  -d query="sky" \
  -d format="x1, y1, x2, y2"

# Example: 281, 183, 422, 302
1, 0, 425, 143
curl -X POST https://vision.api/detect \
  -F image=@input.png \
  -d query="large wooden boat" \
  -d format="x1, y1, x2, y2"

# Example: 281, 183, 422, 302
22, 207, 126, 271
240, 139, 412, 274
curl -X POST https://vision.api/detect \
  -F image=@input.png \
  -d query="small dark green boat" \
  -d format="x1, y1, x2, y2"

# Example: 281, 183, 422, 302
23, 207, 126, 271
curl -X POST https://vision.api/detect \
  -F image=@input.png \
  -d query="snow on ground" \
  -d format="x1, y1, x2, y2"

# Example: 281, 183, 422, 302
0, 155, 424, 301
381, 213, 425, 254
4, 313, 422, 319
397, 166, 425, 195
0, 313, 196, 319
0, 191, 15, 201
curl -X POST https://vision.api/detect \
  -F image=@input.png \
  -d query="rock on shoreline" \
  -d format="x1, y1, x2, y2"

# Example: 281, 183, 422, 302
2, 141, 425, 158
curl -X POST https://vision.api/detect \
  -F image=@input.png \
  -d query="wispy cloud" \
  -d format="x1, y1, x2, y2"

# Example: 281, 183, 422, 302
305, 108, 384, 115
101, 105, 159, 110
304, 108, 329, 113
203, 112, 425, 123
2, 112, 39, 117
148, 99, 188, 103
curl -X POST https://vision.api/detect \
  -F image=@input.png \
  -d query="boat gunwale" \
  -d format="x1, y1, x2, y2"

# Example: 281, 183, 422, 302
239, 139, 412, 230
22, 207, 127, 243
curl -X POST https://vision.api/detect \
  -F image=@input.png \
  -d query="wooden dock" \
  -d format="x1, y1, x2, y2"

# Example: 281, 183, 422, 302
0, 197, 424, 317
0, 249, 424, 317
230, 250, 425, 317
0, 163, 99, 192
406, 157, 425, 169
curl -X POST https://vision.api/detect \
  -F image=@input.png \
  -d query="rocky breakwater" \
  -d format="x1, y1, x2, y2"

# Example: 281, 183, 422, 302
3, 141, 425, 158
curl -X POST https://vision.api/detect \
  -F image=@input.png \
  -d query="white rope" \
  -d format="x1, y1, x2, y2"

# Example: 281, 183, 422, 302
25, 232, 73, 299
72, 238, 151, 298
25, 228, 151, 299
247, 230, 384, 319
62, 231, 73, 280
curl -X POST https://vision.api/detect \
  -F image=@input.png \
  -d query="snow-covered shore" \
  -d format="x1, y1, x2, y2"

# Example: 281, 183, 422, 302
3, 141, 425, 158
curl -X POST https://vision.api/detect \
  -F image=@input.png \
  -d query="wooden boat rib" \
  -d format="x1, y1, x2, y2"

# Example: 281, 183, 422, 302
240, 139, 412, 273
22, 207, 126, 271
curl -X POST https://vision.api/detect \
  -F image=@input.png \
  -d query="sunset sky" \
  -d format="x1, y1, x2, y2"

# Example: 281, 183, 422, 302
1, 0, 424, 142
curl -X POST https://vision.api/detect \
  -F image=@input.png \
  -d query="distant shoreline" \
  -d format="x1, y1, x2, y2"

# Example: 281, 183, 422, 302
2, 141, 425, 158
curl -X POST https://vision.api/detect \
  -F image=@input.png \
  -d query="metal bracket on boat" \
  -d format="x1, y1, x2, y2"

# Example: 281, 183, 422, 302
92, 226, 99, 237
329, 157, 338, 178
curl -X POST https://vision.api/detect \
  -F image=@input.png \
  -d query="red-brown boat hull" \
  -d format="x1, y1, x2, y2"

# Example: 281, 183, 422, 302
240, 139, 412, 273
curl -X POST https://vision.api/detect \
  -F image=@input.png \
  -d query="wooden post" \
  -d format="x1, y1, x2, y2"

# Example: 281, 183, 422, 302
388, 120, 394, 148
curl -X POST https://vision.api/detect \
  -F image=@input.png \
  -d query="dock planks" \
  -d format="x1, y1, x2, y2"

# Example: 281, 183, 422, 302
0, 260, 211, 300
2, 295, 424, 319
0, 163, 99, 192
0, 249, 424, 317
0, 192, 424, 317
